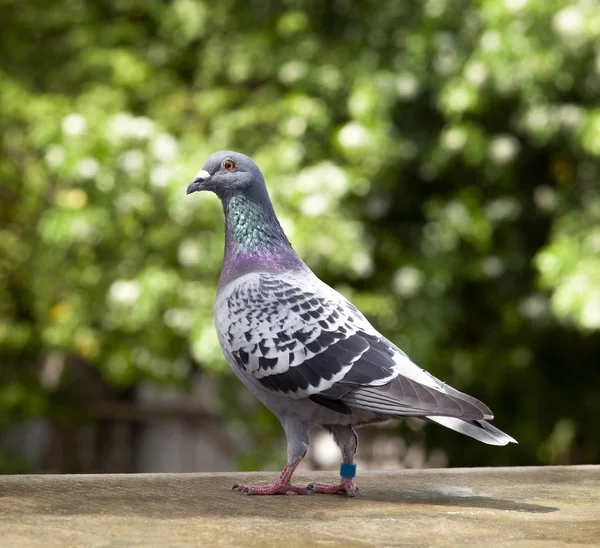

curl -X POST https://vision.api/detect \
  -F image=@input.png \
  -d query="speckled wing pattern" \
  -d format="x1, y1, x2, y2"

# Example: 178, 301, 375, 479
215, 271, 493, 421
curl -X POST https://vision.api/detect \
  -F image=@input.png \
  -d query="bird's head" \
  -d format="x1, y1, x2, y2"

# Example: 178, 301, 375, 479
186, 150, 265, 199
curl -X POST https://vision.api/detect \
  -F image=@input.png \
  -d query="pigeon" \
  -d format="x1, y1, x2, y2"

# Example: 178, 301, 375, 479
186, 151, 516, 496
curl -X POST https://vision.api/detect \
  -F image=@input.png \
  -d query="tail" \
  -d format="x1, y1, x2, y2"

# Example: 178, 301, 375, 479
427, 416, 517, 446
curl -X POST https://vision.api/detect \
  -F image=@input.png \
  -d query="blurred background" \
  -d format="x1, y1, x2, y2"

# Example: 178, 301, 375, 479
1, 0, 599, 475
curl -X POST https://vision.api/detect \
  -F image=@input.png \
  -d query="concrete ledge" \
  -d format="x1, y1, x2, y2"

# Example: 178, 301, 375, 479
1, 466, 598, 547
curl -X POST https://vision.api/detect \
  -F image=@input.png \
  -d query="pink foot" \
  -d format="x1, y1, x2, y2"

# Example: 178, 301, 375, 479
307, 478, 358, 497
232, 481, 309, 495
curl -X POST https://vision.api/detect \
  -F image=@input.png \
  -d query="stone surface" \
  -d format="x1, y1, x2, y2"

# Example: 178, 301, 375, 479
0, 466, 598, 547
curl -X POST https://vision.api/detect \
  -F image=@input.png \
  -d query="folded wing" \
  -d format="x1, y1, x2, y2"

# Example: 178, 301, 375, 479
216, 271, 494, 422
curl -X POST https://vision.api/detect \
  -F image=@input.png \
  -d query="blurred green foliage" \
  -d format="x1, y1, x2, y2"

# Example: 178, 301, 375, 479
1, 0, 600, 471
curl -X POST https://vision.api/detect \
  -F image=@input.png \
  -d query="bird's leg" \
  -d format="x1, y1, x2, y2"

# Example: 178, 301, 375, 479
233, 452, 309, 495
307, 425, 359, 496
233, 418, 310, 495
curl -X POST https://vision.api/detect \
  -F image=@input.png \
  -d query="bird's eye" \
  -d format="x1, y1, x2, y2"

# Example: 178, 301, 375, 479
223, 159, 235, 171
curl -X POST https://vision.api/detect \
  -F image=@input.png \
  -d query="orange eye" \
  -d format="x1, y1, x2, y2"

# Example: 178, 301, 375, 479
223, 159, 235, 171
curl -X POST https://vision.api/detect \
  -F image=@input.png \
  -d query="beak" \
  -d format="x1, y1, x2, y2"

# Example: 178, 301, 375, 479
186, 170, 211, 195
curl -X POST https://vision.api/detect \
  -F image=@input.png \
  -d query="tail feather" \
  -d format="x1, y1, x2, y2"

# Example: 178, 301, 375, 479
427, 416, 517, 446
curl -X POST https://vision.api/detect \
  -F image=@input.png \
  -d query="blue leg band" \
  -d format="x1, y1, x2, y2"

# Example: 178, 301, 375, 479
340, 462, 357, 479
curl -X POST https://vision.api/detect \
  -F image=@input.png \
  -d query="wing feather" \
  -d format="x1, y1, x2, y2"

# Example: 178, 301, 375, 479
215, 271, 492, 421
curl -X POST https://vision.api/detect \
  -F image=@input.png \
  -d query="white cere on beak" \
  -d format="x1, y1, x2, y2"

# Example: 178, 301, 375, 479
194, 169, 211, 182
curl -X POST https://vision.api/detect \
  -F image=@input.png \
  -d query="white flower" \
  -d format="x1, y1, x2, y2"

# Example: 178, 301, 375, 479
519, 294, 548, 319
581, 298, 600, 329
396, 73, 419, 99
481, 256, 505, 278
296, 162, 348, 195
485, 197, 521, 221
163, 308, 193, 331
489, 135, 520, 164
61, 113, 87, 136
277, 142, 304, 168
364, 196, 392, 220
45, 145, 66, 168
95, 173, 115, 192
559, 105, 583, 127
464, 61, 488, 86
120, 150, 145, 173
177, 240, 202, 267
425, 0, 445, 18
504, 0, 527, 12
446, 87, 472, 112
107, 113, 155, 140
393, 266, 424, 297
338, 122, 370, 149
131, 116, 155, 139
441, 127, 467, 151
350, 251, 373, 277
295, 171, 320, 193
445, 200, 470, 226
108, 113, 134, 139
283, 117, 307, 137
525, 106, 550, 133
313, 235, 336, 255
533, 186, 557, 212
480, 30, 501, 52
151, 133, 178, 162
587, 228, 600, 253
150, 165, 171, 188
191, 327, 221, 363
434, 51, 458, 75
108, 280, 142, 305
553, 6, 584, 37
299, 194, 329, 216
77, 158, 100, 179
278, 60, 307, 84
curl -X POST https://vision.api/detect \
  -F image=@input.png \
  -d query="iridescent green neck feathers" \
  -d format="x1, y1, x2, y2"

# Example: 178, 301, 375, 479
227, 195, 286, 251
220, 194, 304, 284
